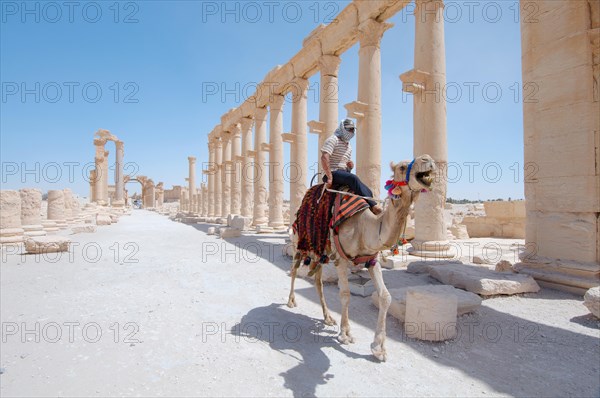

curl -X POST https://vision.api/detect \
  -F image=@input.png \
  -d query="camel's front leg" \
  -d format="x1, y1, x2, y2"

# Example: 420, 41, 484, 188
368, 262, 391, 361
336, 262, 355, 344
314, 267, 337, 326
287, 258, 300, 308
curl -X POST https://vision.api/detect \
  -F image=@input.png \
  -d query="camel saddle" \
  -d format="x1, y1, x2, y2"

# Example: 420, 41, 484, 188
292, 184, 376, 274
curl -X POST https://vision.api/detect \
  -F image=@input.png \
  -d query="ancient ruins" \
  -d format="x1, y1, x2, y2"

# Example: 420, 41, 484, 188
1, 0, 599, 395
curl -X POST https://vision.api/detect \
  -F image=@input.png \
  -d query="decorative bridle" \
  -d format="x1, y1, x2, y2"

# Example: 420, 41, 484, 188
384, 159, 415, 199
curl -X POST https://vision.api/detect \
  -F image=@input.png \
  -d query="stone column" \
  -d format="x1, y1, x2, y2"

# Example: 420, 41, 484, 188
268, 94, 285, 228
253, 106, 269, 226
240, 117, 254, 218
47, 190, 68, 229
406, 0, 452, 258
113, 141, 125, 207
0, 190, 25, 244
179, 189, 186, 212
89, 170, 96, 203
517, 0, 600, 288
102, 149, 110, 205
313, 54, 341, 174
207, 142, 216, 218
230, 123, 242, 216
19, 189, 46, 237
63, 189, 76, 224
188, 156, 197, 214
146, 182, 156, 208
290, 77, 309, 222
201, 184, 208, 217
157, 188, 164, 207
221, 132, 232, 219
214, 138, 223, 219
354, 19, 392, 200
93, 138, 106, 205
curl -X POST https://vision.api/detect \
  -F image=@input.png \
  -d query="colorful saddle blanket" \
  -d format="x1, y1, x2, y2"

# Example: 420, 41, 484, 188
292, 185, 371, 273
292, 184, 335, 257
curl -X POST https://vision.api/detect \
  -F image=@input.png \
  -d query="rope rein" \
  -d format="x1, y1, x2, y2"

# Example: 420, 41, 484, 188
324, 188, 386, 203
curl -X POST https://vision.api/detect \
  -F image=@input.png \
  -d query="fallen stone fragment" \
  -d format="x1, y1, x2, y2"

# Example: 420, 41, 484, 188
495, 260, 514, 273
71, 225, 97, 234
429, 263, 540, 296
219, 227, 241, 238
96, 214, 112, 226
583, 287, 600, 318
372, 284, 482, 322
405, 288, 457, 341
25, 236, 71, 254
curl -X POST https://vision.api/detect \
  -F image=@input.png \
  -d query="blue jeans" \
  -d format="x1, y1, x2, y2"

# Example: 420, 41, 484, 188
324, 170, 377, 207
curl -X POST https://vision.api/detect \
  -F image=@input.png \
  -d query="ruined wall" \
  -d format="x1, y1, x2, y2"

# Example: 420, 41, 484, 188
463, 201, 526, 238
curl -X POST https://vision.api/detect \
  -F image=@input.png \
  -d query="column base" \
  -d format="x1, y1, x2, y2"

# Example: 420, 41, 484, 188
23, 225, 47, 237
408, 240, 456, 259
0, 228, 25, 245
112, 199, 125, 207
268, 221, 285, 228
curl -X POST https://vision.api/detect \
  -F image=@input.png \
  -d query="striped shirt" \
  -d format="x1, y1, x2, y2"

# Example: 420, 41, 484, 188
321, 135, 352, 171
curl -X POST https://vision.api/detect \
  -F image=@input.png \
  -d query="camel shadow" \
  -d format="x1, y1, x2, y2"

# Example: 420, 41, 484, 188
230, 303, 374, 397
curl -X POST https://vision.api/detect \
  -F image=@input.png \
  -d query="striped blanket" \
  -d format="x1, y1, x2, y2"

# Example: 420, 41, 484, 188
331, 194, 370, 232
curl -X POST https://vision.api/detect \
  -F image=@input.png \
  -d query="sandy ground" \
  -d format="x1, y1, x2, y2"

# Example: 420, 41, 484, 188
1, 210, 599, 397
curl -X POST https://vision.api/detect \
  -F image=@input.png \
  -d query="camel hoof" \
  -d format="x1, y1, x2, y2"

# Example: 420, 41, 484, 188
371, 343, 387, 362
324, 316, 337, 326
287, 298, 297, 308
338, 333, 355, 345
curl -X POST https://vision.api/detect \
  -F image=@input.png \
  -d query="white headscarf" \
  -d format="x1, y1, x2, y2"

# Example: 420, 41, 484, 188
334, 119, 356, 142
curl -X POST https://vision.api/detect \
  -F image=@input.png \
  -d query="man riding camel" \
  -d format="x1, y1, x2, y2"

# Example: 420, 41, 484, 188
321, 118, 383, 215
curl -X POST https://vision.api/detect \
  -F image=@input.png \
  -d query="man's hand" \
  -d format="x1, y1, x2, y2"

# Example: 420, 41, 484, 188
346, 160, 354, 171
321, 151, 333, 188
325, 172, 333, 189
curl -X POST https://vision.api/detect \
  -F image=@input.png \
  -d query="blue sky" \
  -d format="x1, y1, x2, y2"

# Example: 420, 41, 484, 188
1, 0, 525, 200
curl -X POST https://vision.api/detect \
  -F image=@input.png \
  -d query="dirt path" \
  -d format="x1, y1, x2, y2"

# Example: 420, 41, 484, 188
1, 211, 598, 397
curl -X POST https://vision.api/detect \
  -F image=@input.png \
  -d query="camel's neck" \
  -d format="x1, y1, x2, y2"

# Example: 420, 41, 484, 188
365, 192, 415, 252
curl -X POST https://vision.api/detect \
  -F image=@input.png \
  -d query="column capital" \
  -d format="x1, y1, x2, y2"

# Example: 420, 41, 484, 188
115, 140, 124, 150
188, 156, 197, 164
94, 138, 107, 147
221, 130, 232, 142
255, 105, 268, 121
240, 116, 254, 132
285, 77, 309, 104
319, 54, 341, 77
358, 19, 393, 49
269, 94, 285, 112
231, 122, 242, 136
415, 0, 445, 11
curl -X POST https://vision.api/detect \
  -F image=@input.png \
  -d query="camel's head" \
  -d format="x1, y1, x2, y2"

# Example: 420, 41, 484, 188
389, 154, 436, 196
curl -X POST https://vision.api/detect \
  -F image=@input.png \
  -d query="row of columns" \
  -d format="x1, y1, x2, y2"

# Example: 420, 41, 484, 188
189, 1, 449, 256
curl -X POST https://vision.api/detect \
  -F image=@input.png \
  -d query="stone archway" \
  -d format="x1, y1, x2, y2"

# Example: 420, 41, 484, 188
124, 175, 148, 208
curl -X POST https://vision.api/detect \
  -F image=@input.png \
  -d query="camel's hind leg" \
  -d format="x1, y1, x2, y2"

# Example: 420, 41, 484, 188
287, 257, 301, 308
314, 266, 336, 326
368, 262, 391, 361
336, 261, 355, 344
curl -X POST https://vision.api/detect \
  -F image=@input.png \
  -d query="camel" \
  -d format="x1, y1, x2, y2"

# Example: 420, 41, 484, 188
287, 154, 437, 361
